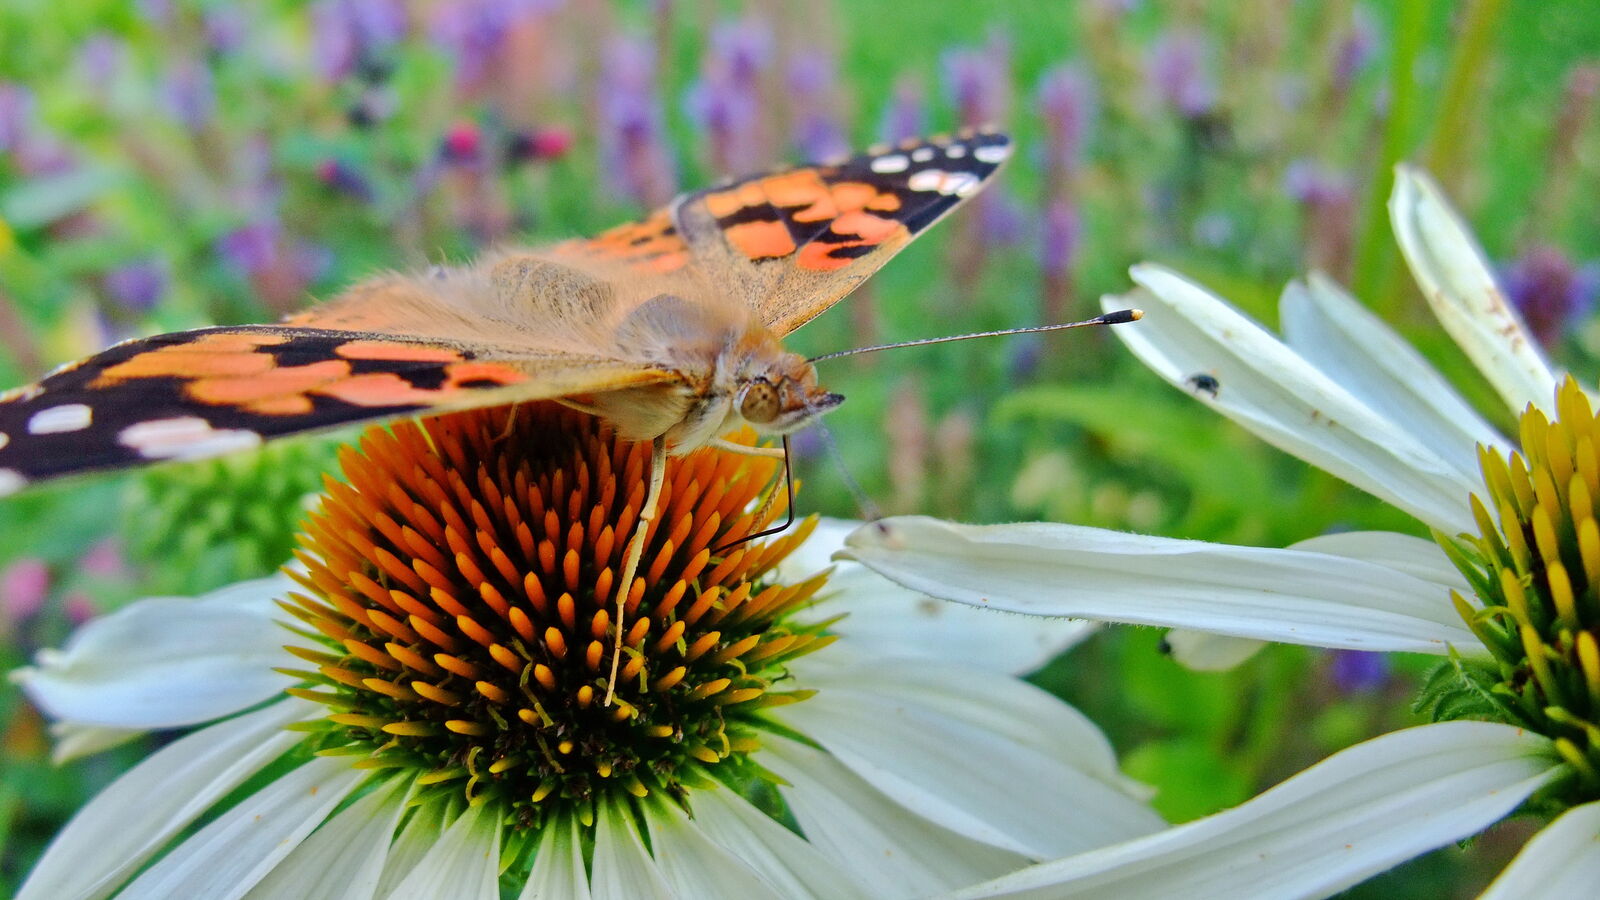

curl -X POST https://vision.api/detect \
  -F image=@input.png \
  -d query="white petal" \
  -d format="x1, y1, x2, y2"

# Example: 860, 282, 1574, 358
954, 722, 1560, 899
643, 799, 782, 899
843, 517, 1482, 654
1390, 165, 1558, 414
1106, 265, 1478, 533
245, 778, 409, 900
518, 816, 591, 900
775, 660, 1161, 859
590, 801, 674, 900
772, 516, 858, 584
1162, 630, 1265, 671
17, 698, 315, 900
13, 574, 296, 728
1287, 530, 1468, 589
374, 803, 448, 899
386, 804, 500, 900
119, 755, 364, 900
690, 784, 870, 900
760, 733, 1028, 898
47, 722, 143, 763
1480, 801, 1600, 900
1281, 273, 1503, 477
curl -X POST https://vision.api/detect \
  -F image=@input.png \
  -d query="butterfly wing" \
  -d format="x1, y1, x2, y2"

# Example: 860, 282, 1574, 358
673, 129, 1013, 337
0, 323, 670, 492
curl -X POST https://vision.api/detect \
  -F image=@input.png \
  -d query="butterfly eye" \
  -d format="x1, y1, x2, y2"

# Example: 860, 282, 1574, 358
739, 380, 780, 424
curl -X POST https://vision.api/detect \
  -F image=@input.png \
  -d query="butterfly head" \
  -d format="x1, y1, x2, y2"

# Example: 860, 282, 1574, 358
734, 356, 844, 435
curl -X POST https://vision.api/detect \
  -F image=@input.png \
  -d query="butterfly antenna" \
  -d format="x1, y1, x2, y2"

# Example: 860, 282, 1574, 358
806, 308, 1142, 364
711, 435, 795, 554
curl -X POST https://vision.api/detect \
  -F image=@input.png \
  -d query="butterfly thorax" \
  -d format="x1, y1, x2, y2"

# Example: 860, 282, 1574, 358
578, 296, 841, 453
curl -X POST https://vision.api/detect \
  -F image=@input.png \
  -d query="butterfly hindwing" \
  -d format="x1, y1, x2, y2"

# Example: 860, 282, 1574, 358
0, 324, 665, 492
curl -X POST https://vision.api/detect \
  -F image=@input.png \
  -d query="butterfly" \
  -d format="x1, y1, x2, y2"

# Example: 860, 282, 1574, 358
0, 129, 1015, 701
0, 129, 1012, 496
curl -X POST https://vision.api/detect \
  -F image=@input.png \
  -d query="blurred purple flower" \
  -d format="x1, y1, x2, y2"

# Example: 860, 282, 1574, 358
76, 34, 126, 89
686, 18, 773, 174
880, 76, 926, 144
161, 58, 216, 130
979, 190, 1026, 245
0, 558, 49, 626
1329, 650, 1389, 693
316, 158, 375, 201
942, 34, 1011, 127
787, 51, 849, 162
313, 0, 408, 82
103, 260, 168, 312
0, 82, 35, 154
1503, 244, 1600, 348
441, 121, 483, 164
429, 0, 557, 84
1332, 7, 1378, 94
64, 592, 98, 627
204, 6, 249, 54
1040, 200, 1082, 277
1036, 63, 1096, 176
216, 220, 282, 277
1147, 29, 1217, 119
1284, 159, 1353, 207
598, 35, 676, 205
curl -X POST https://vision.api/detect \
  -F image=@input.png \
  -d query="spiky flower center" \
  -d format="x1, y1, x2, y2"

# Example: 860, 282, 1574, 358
278, 403, 831, 827
1445, 376, 1600, 800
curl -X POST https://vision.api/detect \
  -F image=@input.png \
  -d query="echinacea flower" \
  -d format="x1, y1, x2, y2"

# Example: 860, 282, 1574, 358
844, 166, 1600, 896
13, 402, 1159, 899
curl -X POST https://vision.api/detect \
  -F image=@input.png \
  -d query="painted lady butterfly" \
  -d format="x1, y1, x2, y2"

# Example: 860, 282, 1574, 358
0, 129, 1014, 497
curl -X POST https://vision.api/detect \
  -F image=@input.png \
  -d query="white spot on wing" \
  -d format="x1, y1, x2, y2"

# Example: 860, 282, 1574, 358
869, 154, 910, 174
911, 147, 935, 163
0, 432, 8, 450
946, 144, 967, 158
119, 417, 263, 461
907, 170, 944, 192
28, 404, 93, 434
907, 169, 982, 196
0, 469, 25, 496
974, 144, 1011, 164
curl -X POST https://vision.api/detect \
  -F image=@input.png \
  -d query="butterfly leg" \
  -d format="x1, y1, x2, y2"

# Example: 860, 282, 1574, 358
606, 435, 667, 706
711, 436, 795, 553
708, 437, 787, 459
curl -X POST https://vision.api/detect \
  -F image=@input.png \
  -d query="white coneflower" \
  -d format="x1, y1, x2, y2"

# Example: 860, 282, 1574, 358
844, 167, 1600, 897
13, 401, 1156, 900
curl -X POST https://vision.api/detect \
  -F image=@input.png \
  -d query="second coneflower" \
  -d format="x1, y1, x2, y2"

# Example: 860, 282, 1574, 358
15, 402, 1160, 899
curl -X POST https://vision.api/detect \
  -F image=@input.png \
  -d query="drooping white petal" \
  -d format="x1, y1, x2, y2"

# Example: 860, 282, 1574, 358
954, 722, 1560, 899
590, 801, 674, 900
789, 654, 1148, 799
518, 816, 591, 900
690, 784, 869, 900
1480, 801, 1600, 900
119, 754, 364, 900
1106, 265, 1478, 533
1288, 530, 1467, 589
386, 804, 500, 900
47, 721, 143, 763
843, 517, 1481, 654
12, 574, 296, 728
245, 778, 409, 900
760, 733, 1028, 898
1162, 630, 1265, 671
373, 803, 448, 899
17, 698, 315, 900
1281, 273, 1503, 477
643, 799, 782, 899
785, 519, 1092, 674
1389, 165, 1557, 414
776, 659, 1161, 859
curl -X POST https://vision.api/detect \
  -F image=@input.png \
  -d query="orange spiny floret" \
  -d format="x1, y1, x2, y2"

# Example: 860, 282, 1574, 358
388, 589, 443, 626
710, 634, 761, 665
590, 608, 611, 641
475, 680, 510, 703
682, 588, 720, 627
655, 580, 688, 620
386, 643, 441, 675
343, 638, 400, 671
435, 653, 480, 679
563, 548, 581, 591
544, 627, 568, 659
533, 664, 558, 691
407, 614, 456, 651
488, 643, 524, 673
373, 547, 429, 596
489, 545, 521, 588
585, 640, 604, 671
479, 582, 512, 620
655, 620, 686, 653
454, 551, 490, 591
557, 592, 577, 630
428, 586, 470, 619
684, 632, 720, 662
457, 614, 495, 648
509, 606, 536, 642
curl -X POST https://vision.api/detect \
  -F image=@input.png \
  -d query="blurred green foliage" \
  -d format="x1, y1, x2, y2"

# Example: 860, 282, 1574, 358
1, 0, 1598, 895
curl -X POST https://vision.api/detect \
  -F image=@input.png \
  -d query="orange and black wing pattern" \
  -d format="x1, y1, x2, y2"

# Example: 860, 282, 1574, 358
681, 129, 1013, 335
0, 326, 533, 493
